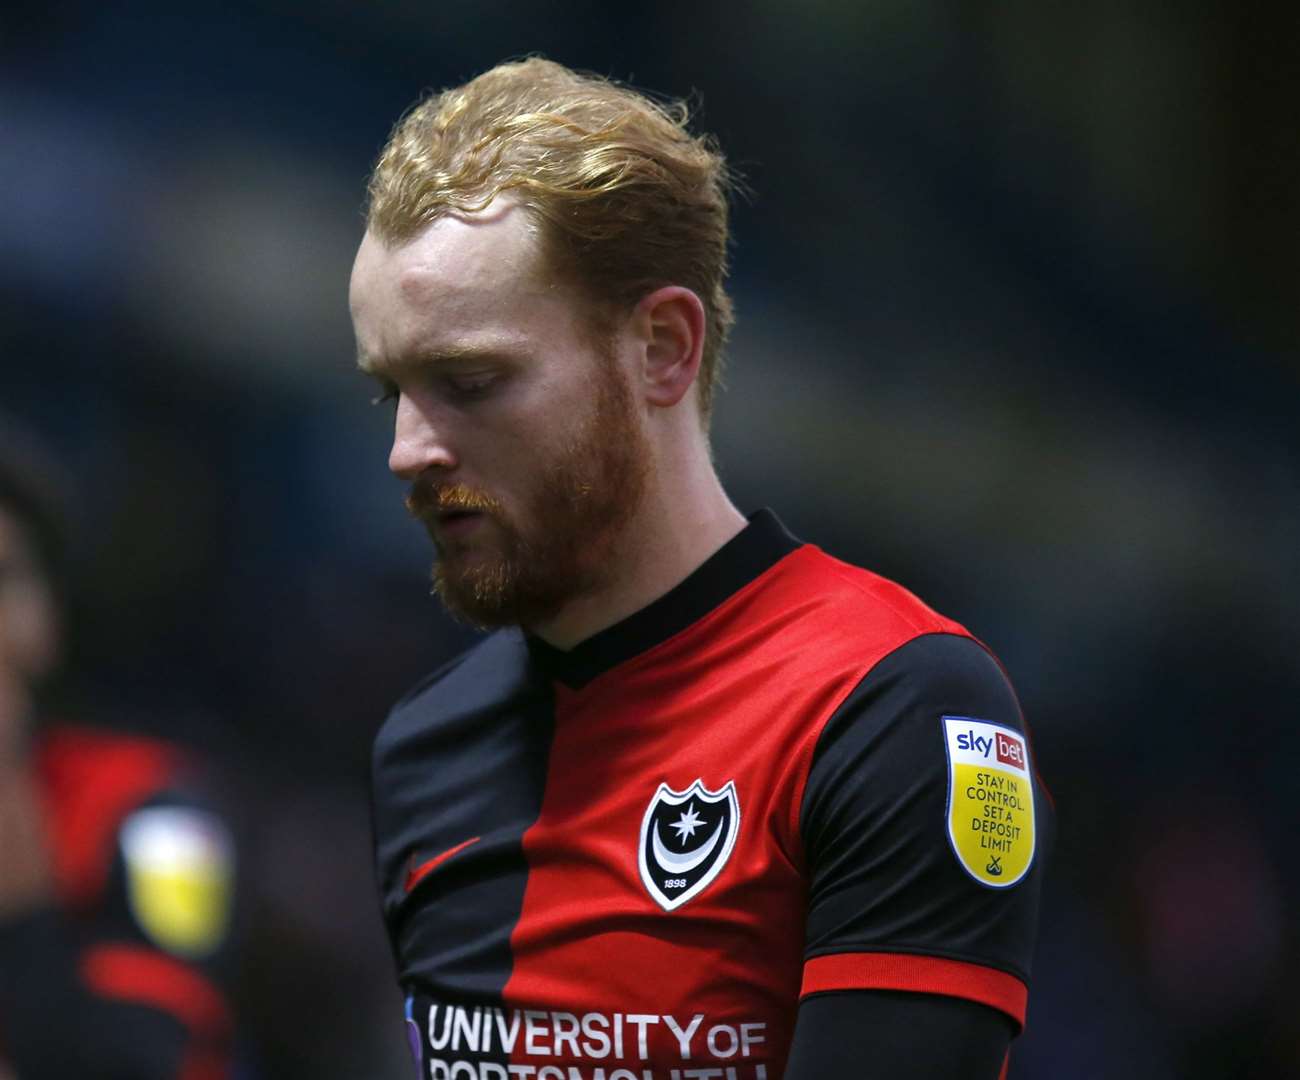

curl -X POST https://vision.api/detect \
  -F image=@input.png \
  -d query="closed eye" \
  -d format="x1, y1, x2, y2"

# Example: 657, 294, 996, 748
445, 372, 502, 401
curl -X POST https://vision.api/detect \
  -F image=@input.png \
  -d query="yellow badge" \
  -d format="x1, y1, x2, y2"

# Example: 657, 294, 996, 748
943, 716, 1036, 888
120, 806, 234, 957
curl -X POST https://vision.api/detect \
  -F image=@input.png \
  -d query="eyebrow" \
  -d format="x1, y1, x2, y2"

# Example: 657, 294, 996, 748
356, 342, 521, 377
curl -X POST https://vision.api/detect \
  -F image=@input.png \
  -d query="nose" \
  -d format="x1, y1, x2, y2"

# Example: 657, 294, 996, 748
387, 392, 458, 481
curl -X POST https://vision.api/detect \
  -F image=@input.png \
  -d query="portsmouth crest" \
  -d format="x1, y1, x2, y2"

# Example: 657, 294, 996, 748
638, 779, 740, 911
942, 716, 1036, 888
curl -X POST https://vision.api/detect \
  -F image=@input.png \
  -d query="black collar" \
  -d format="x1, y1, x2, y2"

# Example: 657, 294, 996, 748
526, 509, 802, 689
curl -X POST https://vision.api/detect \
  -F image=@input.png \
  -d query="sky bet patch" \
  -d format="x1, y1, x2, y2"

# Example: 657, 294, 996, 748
120, 806, 234, 957
942, 716, 1036, 888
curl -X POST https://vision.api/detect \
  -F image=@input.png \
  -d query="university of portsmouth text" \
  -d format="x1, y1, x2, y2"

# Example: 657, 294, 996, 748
421, 1004, 769, 1078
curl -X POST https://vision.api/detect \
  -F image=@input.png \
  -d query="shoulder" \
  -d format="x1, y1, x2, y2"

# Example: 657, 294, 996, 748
852, 630, 1017, 715
36, 724, 186, 793
373, 629, 540, 772
34, 724, 237, 962
35, 725, 205, 908
783, 545, 971, 641
383, 629, 531, 721
804, 632, 1024, 798
716, 544, 976, 698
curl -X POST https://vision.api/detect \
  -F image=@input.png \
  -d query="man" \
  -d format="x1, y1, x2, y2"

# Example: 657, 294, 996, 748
353, 58, 1051, 1080
0, 425, 237, 1078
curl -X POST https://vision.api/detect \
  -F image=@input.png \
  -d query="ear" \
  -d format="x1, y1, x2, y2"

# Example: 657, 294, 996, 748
631, 286, 707, 409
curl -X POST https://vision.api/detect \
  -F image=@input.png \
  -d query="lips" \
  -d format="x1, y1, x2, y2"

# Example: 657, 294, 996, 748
407, 482, 502, 541
436, 509, 486, 538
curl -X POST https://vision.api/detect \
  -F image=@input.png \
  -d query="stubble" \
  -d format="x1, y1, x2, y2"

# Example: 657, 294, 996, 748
406, 357, 650, 630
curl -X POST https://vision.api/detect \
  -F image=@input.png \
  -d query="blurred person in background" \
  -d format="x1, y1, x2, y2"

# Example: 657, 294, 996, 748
354, 58, 1052, 1079
0, 422, 238, 1079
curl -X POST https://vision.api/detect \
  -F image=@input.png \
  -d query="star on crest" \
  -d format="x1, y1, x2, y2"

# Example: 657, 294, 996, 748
671, 803, 704, 845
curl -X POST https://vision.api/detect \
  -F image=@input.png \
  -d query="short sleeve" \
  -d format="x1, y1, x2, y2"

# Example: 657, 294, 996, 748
798, 632, 1052, 1030
0, 786, 237, 1077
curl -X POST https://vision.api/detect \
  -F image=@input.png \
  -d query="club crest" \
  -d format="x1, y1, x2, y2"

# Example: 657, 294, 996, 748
638, 778, 740, 911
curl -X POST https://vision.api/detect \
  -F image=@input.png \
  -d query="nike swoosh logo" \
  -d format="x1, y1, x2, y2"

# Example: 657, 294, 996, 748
404, 836, 481, 893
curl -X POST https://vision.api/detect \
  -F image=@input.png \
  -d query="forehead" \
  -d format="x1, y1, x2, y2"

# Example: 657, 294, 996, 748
350, 202, 577, 372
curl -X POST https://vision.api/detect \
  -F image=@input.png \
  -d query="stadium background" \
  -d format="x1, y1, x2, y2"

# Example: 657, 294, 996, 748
2, 2, 1296, 1076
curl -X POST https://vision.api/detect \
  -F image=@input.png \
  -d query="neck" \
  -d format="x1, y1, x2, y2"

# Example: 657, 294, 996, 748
527, 462, 745, 650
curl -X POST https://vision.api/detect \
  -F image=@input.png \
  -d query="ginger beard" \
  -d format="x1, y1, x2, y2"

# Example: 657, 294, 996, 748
406, 354, 650, 629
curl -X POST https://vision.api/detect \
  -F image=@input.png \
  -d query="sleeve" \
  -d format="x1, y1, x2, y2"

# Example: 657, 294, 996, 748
784, 990, 1014, 1080
0, 790, 237, 1079
798, 632, 1053, 1033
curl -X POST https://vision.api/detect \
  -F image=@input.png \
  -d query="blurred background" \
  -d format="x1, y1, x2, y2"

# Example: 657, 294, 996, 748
2, 2, 1296, 1077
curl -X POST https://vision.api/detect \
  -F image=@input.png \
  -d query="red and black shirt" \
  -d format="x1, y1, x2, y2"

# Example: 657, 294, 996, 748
0, 725, 236, 1079
372, 510, 1052, 1079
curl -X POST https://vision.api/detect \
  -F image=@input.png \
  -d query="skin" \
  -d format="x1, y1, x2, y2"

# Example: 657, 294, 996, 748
0, 510, 59, 696
349, 199, 745, 648
0, 507, 55, 915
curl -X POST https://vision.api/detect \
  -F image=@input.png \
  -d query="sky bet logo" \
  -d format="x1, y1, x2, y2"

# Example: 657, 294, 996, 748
954, 729, 1026, 770
943, 715, 1036, 888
